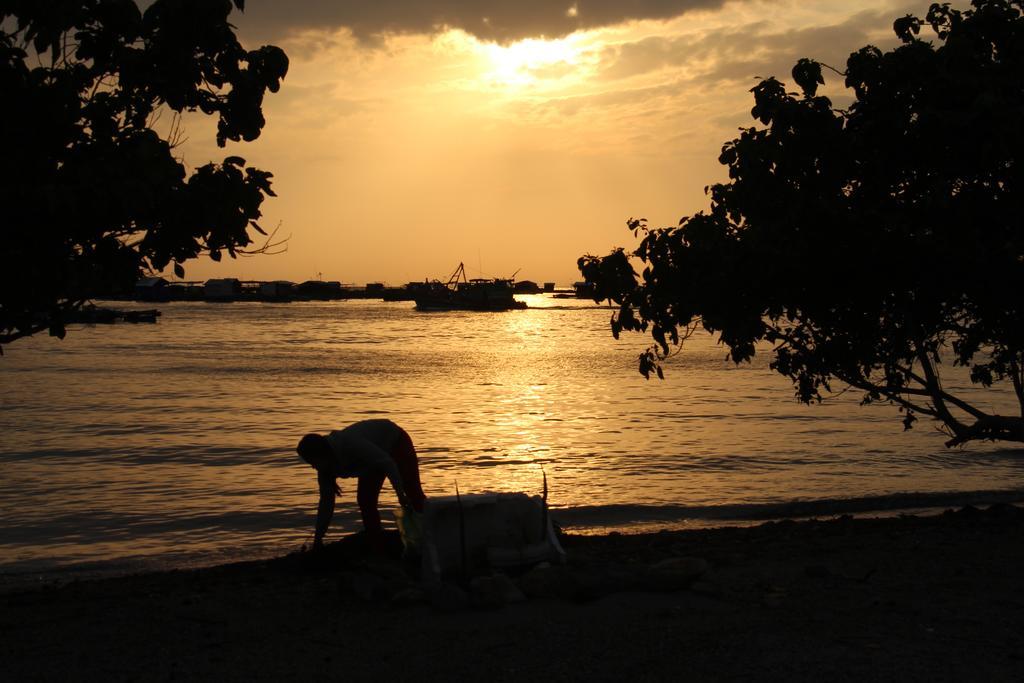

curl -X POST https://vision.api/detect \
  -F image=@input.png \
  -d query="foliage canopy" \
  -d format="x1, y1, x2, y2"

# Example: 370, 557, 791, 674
579, 0, 1024, 446
0, 0, 288, 349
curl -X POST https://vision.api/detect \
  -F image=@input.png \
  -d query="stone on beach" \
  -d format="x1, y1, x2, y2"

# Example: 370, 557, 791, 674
3, 505, 1024, 681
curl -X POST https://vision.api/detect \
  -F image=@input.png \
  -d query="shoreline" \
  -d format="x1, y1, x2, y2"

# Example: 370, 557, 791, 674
3, 503, 1023, 680
6, 486, 1024, 592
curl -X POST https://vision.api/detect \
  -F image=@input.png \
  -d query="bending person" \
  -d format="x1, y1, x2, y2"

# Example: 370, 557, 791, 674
296, 419, 427, 549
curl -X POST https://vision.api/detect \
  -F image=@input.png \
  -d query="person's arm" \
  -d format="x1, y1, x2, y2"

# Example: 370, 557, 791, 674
313, 471, 336, 547
347, 436, 410, 507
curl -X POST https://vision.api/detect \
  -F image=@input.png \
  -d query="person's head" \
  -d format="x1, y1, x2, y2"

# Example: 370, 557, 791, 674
296, 433, 331, 470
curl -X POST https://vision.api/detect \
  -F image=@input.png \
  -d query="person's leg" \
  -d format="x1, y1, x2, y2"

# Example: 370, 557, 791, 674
390, 429, 426, 511
356, 473, 386, 533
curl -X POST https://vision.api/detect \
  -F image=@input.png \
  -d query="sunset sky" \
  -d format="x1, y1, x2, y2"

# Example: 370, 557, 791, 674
177, 0, 924, 285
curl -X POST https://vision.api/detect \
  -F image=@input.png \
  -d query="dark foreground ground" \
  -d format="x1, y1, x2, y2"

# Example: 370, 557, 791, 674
3, 504, 1024, 681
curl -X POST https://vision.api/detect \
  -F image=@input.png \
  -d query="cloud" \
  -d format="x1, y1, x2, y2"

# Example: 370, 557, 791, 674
528, 78, 690, 118
598, 4, 915, 87
240, 0, 737, 44
596, 26, 762, 81
498, 2, 923, 160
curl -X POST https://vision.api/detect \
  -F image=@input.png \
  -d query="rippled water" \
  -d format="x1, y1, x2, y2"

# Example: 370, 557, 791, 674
2, 296, 1023, 578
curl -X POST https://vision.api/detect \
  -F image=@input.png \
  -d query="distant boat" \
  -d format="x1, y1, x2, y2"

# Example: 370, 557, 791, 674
414, 263, 527, 312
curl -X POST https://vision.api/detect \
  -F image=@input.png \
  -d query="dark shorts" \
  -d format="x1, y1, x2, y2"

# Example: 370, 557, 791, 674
356, 428, 427, 532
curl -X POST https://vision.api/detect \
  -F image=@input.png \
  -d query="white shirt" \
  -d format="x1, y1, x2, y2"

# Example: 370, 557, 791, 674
321, 419, 404, 493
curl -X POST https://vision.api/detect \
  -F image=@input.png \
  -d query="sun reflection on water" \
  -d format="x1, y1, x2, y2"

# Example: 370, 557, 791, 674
2, 299, 1023, 575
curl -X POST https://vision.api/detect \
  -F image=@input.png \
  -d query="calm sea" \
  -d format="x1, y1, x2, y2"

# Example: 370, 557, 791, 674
2, 296, 1023, 581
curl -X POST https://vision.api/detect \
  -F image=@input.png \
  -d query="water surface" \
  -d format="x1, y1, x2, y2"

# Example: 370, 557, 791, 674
2, 296, 1022, 578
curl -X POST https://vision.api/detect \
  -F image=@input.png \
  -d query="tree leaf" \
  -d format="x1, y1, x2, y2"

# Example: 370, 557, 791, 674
791, 58, 824, 98
576, 0, 1024, 446
0, 1, 287, 346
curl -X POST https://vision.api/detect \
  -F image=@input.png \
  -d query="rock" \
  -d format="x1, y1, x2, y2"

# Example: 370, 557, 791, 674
958, 505, 981, 518
643, 557, 709, 591
470, 574, 526, 608
430, 582, 470, 612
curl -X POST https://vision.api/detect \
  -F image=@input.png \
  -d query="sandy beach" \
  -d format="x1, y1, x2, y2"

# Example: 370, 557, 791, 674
3, 503, 1023, 681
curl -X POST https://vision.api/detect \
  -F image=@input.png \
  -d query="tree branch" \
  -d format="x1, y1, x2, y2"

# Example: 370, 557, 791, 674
237, 222, 289, 257
0, 298, 88, 348
944, 414, 1024, 447
0, 322, 51, 347
833, 370, 939, 418
1011, 356, 1024, 418
916, 348, 969, 435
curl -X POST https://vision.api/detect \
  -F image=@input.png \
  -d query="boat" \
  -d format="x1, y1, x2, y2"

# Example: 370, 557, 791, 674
414, 263, 527, 311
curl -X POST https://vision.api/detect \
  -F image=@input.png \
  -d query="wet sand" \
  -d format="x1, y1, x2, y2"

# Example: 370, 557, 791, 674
3, 504, 1023, 681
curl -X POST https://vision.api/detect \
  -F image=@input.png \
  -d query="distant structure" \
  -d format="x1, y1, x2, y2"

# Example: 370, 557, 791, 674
119, 274, 561, 303
204, 278, 242, 301
259, 281, 294, 301
513, 280, 541, 294
166, 281, 205, 300
134, 276, 169, 301
296, 280, 343, 300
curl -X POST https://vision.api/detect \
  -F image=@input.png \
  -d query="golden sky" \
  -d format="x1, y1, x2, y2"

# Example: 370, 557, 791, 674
176, 0, 922, 285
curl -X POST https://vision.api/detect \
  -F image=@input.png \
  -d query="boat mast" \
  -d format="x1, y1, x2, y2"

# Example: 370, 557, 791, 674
446, 262, 468, 287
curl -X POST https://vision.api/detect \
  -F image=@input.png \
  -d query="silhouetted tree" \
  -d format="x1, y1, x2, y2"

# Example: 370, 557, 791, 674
0, 0, 288, 349
579, 0, 1024, 447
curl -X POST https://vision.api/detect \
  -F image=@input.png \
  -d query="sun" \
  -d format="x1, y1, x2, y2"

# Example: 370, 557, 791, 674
481, 36, 584, 87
